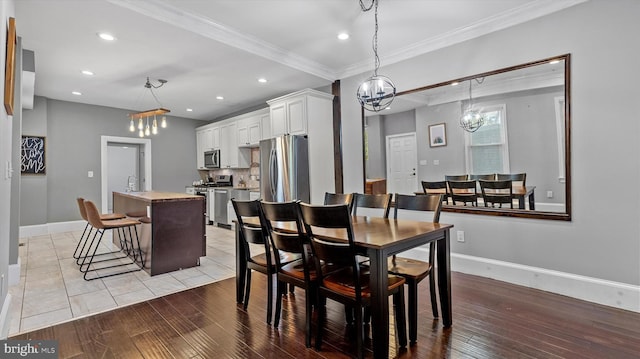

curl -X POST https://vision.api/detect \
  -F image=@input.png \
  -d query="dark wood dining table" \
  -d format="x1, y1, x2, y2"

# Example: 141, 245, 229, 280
235, 215, 453, 359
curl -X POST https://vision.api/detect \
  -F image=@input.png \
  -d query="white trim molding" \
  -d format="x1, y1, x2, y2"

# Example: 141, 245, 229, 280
402, 247, 640, 313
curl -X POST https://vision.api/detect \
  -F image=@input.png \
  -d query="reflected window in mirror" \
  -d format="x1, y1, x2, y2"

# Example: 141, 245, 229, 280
361, 54, 571, 221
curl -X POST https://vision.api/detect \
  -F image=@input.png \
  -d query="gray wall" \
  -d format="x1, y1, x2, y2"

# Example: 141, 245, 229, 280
21, 97, 203, 224
341, 0, 640, 285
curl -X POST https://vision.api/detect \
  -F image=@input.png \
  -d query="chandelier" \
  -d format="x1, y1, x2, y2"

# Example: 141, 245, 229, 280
459, 78, 485, 133
356, 0, 396, 112
128, 77, 169, 137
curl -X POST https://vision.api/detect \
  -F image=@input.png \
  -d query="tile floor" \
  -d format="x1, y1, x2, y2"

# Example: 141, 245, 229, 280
8, 224, 246, 336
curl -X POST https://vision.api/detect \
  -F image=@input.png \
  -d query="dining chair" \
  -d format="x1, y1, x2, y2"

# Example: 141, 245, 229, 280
74, 197, 125, 263
323, 192, 355, 213
352, 193, 392, 218
260, 200, 316, 347
298, 202, 407, 358
497, 172, 526, 187
447, 180, 478, 206
421, 181, 449, 204
79, 200, 143, 280
469, 174, 496, 181
479, 179, 514, 208
388, 193, 442, 344
232, 198, 282, 324
444, 174, 469, 181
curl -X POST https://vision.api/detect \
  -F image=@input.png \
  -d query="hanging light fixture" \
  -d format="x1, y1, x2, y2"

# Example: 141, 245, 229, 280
459, 78, 485, 133
356, 0, 396, 112
128, 77, 170, 137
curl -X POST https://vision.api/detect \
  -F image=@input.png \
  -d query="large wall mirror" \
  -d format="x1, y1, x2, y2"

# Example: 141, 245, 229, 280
362, 54, 571, 220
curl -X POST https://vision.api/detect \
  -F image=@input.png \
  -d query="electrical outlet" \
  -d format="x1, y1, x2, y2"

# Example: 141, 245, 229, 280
546, 190, 553, 198
456, 231, 465, 243
433, 159, 440, 165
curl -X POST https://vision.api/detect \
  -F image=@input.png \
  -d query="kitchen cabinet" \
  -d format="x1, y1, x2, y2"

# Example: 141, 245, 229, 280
195, 129, 207, 169
237, 115, 261, 147
220, 122, 250, 168
260, 112, 271, 140
196, 127, 219, 169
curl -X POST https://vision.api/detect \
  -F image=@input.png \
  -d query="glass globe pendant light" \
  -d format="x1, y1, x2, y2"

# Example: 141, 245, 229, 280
356, 0, 396, 112
459, 79, 485, 133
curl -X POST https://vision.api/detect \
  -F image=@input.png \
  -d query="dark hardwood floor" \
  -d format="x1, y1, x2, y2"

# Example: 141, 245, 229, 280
11, 272, 640, 358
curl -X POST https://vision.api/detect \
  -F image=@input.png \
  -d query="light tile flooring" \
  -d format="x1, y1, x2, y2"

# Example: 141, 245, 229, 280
8, 224, 244, 336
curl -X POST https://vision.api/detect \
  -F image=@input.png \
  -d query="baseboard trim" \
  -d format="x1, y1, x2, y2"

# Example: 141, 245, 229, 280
8, 258, 20, 286
20, 220, 85, 238
402, 247, 640, 313
0, 294, 12, 340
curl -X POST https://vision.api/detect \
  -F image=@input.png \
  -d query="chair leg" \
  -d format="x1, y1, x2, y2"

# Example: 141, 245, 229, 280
266, 273, 273, 325
304, 287, 312, 348
355, 305, 364, 359
407, 280, 418, 344
315, 295, 325, 351
394, 289, 407, 348
243, 269, 252, 311
73, 222, 91, 259
429, 274, 439, 319
274, 280, 284, 327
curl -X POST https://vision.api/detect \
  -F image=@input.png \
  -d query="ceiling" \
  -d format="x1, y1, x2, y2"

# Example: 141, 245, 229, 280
15, 0, 584, 122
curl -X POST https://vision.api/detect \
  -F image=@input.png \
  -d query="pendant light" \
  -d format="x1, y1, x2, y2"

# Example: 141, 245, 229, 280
459, 78, 485, 133
356, 0, 396, 112
128, 77, 170, 137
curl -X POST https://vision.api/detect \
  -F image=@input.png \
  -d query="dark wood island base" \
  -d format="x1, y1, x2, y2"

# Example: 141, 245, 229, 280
113, 191, 206, 276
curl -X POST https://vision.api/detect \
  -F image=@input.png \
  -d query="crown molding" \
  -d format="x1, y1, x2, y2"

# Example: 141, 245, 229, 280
338, 0, 588, 79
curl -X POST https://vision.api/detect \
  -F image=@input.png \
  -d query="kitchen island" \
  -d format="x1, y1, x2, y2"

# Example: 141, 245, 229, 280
113, 191, 206, 276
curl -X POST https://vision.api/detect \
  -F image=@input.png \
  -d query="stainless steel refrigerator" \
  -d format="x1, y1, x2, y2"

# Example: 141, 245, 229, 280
260, 135, 310, 203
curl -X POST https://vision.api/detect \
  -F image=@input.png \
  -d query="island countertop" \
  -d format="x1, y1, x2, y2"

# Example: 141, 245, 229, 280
114, 191, 203, 202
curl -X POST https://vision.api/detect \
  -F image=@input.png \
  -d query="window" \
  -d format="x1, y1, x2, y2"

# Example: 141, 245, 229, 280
464, 104, 509, 174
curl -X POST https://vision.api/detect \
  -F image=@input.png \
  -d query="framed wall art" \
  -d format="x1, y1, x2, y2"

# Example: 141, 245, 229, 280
4, 17, 16, 115
21, 135, 46, 175
429, 123, 447, 147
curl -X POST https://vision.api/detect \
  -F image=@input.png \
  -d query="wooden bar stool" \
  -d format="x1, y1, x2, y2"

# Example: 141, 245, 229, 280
79, 200, 144, 280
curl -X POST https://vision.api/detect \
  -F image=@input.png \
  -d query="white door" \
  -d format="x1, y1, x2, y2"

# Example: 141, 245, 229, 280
386, 133, 418, 195
107, 144, 139, 211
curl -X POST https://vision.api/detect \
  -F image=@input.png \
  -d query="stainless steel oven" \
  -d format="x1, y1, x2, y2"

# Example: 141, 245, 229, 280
193, 186, 209, 222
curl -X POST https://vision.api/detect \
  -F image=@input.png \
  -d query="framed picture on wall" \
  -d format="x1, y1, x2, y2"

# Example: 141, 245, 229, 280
21, 135, 46, 175
4, 17, 16, 115
429, 123, 447, 147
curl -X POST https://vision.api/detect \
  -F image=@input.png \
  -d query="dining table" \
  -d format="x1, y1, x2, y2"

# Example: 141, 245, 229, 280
235, 215, 454, 359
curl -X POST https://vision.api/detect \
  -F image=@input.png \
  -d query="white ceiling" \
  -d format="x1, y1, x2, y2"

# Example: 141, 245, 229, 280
15, 0, 584, 121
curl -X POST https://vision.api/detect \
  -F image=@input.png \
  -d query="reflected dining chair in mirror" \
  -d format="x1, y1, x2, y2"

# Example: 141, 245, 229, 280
323, 192, 355, 213
469, 174, 496, 181
260, 200, 316, 347
444, 174, 468, 181
497, 173, 526, 187
388, 193, 442, 344
298, 202, 407, 357
479, 179, 514, 208
447, 180, 478, 206
232, 199, 300, 324
421, 181, 449, 204
352, 193, 392, 218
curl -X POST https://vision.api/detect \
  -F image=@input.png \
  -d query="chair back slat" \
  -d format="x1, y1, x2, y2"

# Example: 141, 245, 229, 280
324, 192, 355, 213
394, 193, 442, 223
497, 173, 526, 187
261, 201, 306, 256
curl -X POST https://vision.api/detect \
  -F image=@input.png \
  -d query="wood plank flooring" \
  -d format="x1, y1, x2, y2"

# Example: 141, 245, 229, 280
11, 272, 640, 358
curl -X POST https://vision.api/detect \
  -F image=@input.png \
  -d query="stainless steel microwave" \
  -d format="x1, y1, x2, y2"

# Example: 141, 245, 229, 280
204, 149, 220, 168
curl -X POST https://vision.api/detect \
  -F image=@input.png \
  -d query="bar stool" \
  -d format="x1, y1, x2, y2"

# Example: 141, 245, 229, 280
74, 197, 125, 264
79, 200, 144, 280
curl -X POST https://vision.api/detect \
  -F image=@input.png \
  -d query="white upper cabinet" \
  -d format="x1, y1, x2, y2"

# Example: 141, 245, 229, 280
212, 127, 220, 149
260, 112, 271, 140
196, 129, 207, 169
267, 88, 333, 138
237, 113, 263, 147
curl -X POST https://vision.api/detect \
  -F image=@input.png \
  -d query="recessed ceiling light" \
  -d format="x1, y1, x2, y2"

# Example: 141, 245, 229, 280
97, 32, 116, 41
81, 70, 94, 76
258, 78, 267, 83
216, 96, 224, 100
451, 81, 459, 86
186, 108, 193, 112
338, 33, 349, 40
549, 59, 560, 64
72, 91, 82, 96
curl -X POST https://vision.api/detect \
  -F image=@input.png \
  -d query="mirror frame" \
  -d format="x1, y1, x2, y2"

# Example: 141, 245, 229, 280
361, 54, 571, 221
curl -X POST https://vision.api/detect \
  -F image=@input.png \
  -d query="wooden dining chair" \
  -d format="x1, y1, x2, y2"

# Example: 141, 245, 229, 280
497, 172, 526, 187
421, 181, 448, 204
469, 174, 496, 181
447, 180, 478, 206
388, 193, 442, 344
260, 200, 316, 347
479, 179, 514, 208
232, 198, 299, 325
80, 200, 143, 280
444, 174, 469, 181
323, 192, 354, 213
298, 202, 407, 358
352, 193, 392, 217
